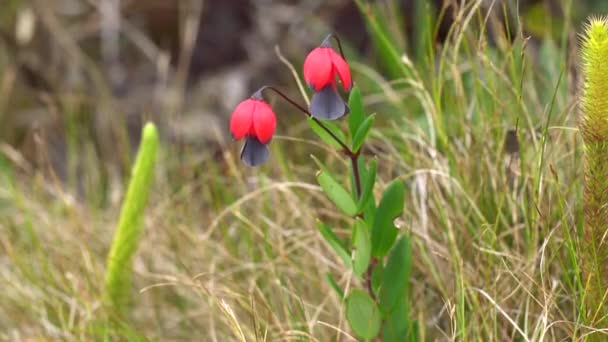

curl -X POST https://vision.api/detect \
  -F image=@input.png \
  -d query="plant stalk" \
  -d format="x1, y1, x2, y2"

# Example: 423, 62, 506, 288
580, 17, 608, 328
104, 122, 159, 316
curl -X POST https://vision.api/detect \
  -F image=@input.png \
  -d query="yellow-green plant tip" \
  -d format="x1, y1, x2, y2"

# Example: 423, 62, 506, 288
104, 121, 159, 317
582, 17, 608, 140
142, 122, 158, 142
580, 16, 608, 328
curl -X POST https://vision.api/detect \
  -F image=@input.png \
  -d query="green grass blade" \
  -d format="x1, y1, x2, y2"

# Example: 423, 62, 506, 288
354, 0, 412, 80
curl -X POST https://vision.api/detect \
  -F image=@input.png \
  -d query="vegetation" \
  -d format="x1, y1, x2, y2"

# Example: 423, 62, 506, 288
580, 16, 608, 333
104, 122, 158, 316
3, 0, 608, 340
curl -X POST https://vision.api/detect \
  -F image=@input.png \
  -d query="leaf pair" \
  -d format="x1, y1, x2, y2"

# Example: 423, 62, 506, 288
345, 236, 412, 341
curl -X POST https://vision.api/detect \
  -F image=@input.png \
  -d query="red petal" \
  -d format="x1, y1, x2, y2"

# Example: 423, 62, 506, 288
303, 47, 333, 91
229, 99, 255, 140
253, 100, 276, 144
328, 49, 351, 91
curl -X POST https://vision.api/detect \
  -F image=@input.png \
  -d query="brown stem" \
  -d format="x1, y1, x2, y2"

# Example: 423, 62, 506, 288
322, 33, 347, 62
259, 84, 375, 301
350, 154, 362, 198
366, 258, 378, 300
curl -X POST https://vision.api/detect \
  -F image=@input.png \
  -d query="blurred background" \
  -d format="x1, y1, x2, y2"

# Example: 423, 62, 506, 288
1, 0, 607, 192
3, 0, 608, 340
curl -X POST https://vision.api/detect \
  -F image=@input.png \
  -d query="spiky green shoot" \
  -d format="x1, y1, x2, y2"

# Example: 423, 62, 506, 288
580, 16, 608, 326
104, 122, 159, 316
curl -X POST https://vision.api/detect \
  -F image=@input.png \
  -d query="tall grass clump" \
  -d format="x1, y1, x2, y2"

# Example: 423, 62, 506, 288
104, 122, 159, 316
580, 16, 608, 326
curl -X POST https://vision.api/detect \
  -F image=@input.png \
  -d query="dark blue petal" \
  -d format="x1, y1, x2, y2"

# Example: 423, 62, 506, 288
309, 85, 348, 120
240, 137, 270, 167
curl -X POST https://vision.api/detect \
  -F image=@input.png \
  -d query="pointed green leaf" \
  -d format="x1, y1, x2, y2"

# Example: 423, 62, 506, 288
354, 0, 412, 79
352, 220, 371, 277
371, 180, 405, 257
371, 261, 383, 296
308, 117, 346, 150
314, 158, 357, 216
357, 159, 377, 211
382, 293, 409, 342
345, 289, 382, 340
352, 114, 375, 153
318, 222, 352, 268
413, 0, 435, 69
379, 236, 411, 314
363, 194, 377, 225
348, 87, 365, 136
325, 272, 344, 299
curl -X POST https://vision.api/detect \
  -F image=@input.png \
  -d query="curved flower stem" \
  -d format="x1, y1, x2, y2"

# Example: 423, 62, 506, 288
261, 83, 372, 301
322, 33, 347, 62
260, 86, 352, 154
260, 85, 363, 206
331, 34, 347, 62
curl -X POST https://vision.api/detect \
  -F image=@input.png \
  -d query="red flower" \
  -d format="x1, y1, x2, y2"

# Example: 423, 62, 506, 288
230, 91, 276, 166
304, 46, 351, 92
303, 37, 352, 120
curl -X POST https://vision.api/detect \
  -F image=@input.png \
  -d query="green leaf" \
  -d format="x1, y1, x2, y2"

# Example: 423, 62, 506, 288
354, 0, 412, 80
371, 261, 383, 296
408, 321, 420, 342
325, 272, 344, 299
352, 114, 375, 153
357, 159, 377, 211
318, 222, 352, 268
314, 158, 358, 216
413, 0, 435, 69
371, 180, 405, 257
308, 117, 346, 150
345, 289, 382, 340
352, 220, 371, 277
382, 293, 409, 342
348, 87, 365, 136
379, 236, 411, 314
363, 195, 377, 225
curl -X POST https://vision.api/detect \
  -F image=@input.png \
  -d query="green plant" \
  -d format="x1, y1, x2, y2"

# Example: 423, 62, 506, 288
6, 2, 608, 340
580, 16, 608, 328
229, 34, 415, 340
104, 122, 159, 316
312, 89, 415, 341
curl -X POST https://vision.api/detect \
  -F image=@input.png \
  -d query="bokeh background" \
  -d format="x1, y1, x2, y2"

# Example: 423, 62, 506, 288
1, 0, 607, 183
3, 0, 608, 340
